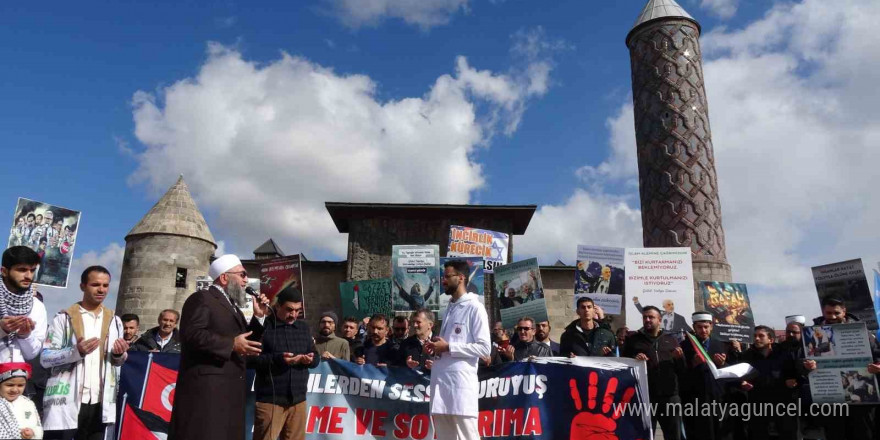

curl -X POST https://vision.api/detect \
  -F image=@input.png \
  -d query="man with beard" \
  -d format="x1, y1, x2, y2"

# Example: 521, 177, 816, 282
499, 317, 552, 361
678, 312, 741, 440
425, 259, 490, 440
0, 246, 47, 363
314, 311, 349, 361
131, 310, 182, 353
394, 278, 437, 311
803, 297, 880, 440
356, 314, 396, 366
397, 308, 435, 372
623, 306, 685, 440
560, 297, 615, 357
169, 254, 270, 440
20, 214, 36, 249
738, 326, 798, 440
341, 316, 364, 359
535, 320, 559, 355
250, 286, 319, 440
121, 314, 140, 345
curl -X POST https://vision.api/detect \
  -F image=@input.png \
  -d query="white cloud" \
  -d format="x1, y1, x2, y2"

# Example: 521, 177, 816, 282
323, 0, 469, 30
130, 37, 556, 258
39, 243, 126, 317
699, 0, 739, 19
527, 0, 880, 327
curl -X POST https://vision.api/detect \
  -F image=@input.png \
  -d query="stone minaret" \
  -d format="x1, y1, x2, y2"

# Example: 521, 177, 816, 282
626, 0, 732, 304
116, 176, 216, 328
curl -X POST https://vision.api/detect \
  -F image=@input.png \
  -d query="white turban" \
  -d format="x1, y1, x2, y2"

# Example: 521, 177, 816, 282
209, 254, 243, 280
785, 315, 806, 325
692, 312, 713, 323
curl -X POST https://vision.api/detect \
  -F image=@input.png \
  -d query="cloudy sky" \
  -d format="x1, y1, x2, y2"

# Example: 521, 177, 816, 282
2, 0, 878, 327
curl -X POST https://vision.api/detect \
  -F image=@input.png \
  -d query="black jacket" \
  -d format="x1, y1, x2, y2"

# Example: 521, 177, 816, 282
678, 336, 740, 401
131, 327, 182, 353
394, 334, 433, 371
739, 343, 795, 403
505, 339, 552, 361
622, 329, 684, 399
248, 314, 319, 405
345, 336, 364, 359
559, 319, 616, 357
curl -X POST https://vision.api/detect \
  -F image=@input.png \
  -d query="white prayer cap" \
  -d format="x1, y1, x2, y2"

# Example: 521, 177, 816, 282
692, 312, 713, 323
209, 254, 243, 280
785, 315, 806, 325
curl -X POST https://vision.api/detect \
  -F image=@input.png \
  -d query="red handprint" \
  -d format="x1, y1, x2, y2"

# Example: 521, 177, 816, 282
568, 372, 638, 440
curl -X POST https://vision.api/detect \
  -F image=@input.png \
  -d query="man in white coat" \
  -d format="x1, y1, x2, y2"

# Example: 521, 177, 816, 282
0, 246, 48, 363
424, 259, 490, 440
41, 266, 129, 440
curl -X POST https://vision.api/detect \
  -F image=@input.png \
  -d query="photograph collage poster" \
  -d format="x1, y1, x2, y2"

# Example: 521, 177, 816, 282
624, 248, 695, 333
391, 245, 441, 315
494, 258, 548, 329
6, 197, 81, 287
574, 245, 625, 314
802, 322, 879, 404
812, 259, 877, 330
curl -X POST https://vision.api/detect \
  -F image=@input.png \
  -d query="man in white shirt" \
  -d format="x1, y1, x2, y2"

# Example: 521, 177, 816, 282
0, 246, 48, 363
41, 266, 129, 440
424, 259, 490, 440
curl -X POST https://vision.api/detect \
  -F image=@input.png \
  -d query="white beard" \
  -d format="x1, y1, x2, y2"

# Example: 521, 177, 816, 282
227, 282, 248, 308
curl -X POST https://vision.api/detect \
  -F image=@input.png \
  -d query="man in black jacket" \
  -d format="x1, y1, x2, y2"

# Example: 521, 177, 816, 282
131, 309, 182, 353
250, 286, 319, 440
623, 305, 685, 440
499, 317, 552, 361
396, 309, 435, 372
738, 325, 798, 440
560, 296, 615, 357
341, 316, 364, 359
678, 312, 741, 440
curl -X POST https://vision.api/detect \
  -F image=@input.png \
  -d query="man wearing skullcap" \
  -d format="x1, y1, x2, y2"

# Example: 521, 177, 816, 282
169, 255, 270, 440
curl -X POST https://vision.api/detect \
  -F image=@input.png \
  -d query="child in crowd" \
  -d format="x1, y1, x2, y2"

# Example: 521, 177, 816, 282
0, 363, 42, 439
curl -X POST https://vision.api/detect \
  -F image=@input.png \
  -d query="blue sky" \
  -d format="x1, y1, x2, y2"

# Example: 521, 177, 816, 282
2, 0, 879, 327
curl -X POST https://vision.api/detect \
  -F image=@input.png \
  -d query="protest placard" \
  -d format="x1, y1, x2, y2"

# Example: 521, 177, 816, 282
574, 245, 625, 314
339, 278, 393, 322
6, 197, 81, 287
624, 248, 694, 333
391, 245, 441, 314
494, 258, 548, 329
260, 255, 305, 316
699, 281, 755, 343
803, 322, 880, 404
812, 259, 876, 330
438, 256, 484, 319
447, 225, 509, 273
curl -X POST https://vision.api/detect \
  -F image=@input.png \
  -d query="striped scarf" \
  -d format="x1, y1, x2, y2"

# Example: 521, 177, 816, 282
0, 279, 34, 318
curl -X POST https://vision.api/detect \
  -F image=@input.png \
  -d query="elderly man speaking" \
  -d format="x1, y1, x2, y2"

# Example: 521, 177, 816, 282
169, 254, 269, 440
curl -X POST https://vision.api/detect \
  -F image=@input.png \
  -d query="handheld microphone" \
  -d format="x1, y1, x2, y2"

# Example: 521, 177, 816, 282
245, 286, 259, 297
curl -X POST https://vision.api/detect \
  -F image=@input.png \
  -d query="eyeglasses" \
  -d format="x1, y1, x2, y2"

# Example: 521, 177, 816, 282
225, 271, 248, 278
516, 327, 533, 332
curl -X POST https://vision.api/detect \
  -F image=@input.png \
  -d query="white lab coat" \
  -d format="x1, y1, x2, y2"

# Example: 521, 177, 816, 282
429, 292, 491, 417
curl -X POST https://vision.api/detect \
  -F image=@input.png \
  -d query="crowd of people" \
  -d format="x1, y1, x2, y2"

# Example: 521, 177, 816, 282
2, 244, 880, 440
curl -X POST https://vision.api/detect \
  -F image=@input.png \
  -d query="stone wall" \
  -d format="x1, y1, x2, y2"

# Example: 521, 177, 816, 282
301, 261, 348, 333
115, 234, 215, 330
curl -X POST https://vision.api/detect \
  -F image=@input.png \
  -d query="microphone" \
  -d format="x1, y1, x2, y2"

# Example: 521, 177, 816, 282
245, 286, 259, 297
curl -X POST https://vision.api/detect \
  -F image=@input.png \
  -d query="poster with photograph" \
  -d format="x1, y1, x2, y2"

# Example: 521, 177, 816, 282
438, 257, 484, 319
447, 225, 509, 273
874, 270, 880, 331
574, 245, 625, 314
6, 198, 81, 288
624, 248, 695, 334
260, 255, 304, 317
339, 278, 393, 322
494, 258, 548, 329
803, 322, 879, 404
812, 259, 877, 330
391, 245, 441, 314
699, 281, 755, 343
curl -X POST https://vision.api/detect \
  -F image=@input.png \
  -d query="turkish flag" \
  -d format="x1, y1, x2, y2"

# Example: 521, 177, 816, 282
142, 362, 178, 422
119, 404, 157, 440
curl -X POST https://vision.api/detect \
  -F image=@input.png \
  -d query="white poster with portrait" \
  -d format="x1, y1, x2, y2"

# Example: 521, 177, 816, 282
624, 248, 694, 335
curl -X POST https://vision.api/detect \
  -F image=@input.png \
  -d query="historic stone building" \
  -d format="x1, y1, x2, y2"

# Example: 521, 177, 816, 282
627, 0, 733, 306
115, 177, 216, 328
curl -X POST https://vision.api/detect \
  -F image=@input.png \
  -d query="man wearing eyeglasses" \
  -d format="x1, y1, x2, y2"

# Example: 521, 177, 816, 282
499, 317, 552, 362
170, 254, 271, 440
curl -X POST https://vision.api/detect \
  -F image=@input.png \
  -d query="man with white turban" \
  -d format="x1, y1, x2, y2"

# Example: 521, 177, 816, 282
169, 255, 270, 440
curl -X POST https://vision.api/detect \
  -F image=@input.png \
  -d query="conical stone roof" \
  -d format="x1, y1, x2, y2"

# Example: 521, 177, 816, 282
630, 0, 699, 34
126, 176, 216, 247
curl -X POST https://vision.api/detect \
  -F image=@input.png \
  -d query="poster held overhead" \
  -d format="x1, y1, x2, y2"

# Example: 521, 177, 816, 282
494, 258, 548, 329
438, 256, 484, 319
6, 197, 81, 288
574, 245, 625, 314
699, 281, 755, 343
802, 322, 880, 404
259, 255, 304, 317
624, 248, 695, 334
339, 278, 393, 322
811, 259, 877, 330
391, 245, 441, 314
447, 225, 509, 273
